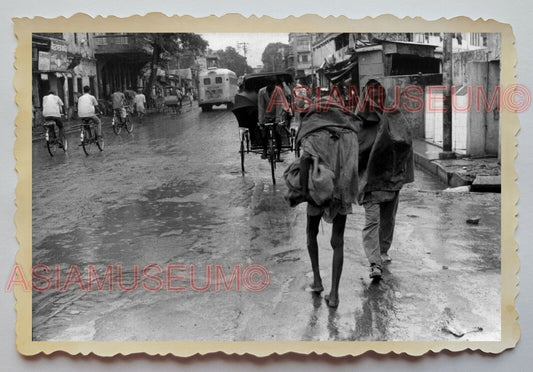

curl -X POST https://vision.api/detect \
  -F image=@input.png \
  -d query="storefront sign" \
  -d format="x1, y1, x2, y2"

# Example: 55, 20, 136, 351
50, 40, 68, 71
37, 51, 50, 71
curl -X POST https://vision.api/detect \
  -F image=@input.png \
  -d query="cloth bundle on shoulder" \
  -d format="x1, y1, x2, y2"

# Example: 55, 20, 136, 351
284, 99, 361, 218
284, 155, 335, 207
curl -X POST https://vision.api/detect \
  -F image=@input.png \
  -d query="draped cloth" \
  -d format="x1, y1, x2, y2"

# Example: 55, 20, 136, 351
286, 101, 361, 222
357, 109, 414, 201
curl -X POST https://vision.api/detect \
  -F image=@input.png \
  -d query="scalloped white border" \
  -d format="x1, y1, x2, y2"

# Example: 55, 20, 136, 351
13, 13, 520, 357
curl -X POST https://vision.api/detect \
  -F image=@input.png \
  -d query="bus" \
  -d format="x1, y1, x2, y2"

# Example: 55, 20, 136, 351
198, 68, 239, 112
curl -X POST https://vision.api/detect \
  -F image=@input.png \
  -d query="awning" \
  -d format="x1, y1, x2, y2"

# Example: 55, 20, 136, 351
323, 54, 357, 85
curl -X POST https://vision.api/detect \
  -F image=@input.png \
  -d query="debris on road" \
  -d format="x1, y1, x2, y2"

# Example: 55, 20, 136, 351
466, 217, 481, 225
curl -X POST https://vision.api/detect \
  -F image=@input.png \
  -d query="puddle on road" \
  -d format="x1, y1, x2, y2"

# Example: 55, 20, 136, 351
33, 178, 221, 266
351, 276, 398, 341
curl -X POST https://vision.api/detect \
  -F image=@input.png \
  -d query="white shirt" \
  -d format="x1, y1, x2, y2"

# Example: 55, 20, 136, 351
77, 93, 99, 117
42, 94, 63, 117
134, 93, 146, 108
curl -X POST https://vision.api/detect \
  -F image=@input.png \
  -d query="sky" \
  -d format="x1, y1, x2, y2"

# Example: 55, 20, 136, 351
200, 33, 289, 68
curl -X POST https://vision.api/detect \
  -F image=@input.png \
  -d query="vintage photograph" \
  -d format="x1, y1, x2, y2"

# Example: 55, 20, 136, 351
15, 14, 518, 357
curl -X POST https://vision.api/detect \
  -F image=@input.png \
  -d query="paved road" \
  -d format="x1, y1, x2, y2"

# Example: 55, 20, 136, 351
32, 105, 501, 341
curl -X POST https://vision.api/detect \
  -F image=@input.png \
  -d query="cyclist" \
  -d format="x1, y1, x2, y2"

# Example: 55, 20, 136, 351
42, 90, 65, 146
124, 88, 136, 115
258, 80, 284, 161
111, 90, 126, 125
77, 86, 102, 139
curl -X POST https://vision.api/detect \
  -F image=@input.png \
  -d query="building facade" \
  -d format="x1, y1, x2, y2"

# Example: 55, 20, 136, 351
32, 33, 99, 126
93, 33, 151, 100
288, 33, 313, 82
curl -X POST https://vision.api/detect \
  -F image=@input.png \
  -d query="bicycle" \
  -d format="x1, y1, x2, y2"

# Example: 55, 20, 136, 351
111, 106, 133, 135
79, 117, 104, 156
262, 121, 285, 185
42, 118, 67, 157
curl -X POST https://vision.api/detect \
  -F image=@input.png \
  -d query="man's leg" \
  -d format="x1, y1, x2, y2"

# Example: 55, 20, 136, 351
306, 213, 323, 292
92, 115, 102, 138
379, 192, 400, 257
362, 202, 382, 277
326, 213, 346, 307
260, 125, 268, 159
53, 117, 65, 140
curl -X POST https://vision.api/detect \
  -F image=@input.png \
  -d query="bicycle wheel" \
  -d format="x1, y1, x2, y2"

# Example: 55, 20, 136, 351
240, 139, 245, 174
96, 133, 104, 151
269, 133, 276, 185
81, 127, 92, 156
46, 127, 58, 157
112, 116, 122, 135
125, 114, 134, 133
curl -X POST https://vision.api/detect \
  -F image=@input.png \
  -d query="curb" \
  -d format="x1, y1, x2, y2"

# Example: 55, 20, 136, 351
413, 151, 471, 188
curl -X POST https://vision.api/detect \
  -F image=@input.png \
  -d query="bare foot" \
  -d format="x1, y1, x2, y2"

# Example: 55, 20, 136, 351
324, 294, 339, 308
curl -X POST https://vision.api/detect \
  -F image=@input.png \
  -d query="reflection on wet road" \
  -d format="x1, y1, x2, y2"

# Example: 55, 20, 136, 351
32, 105, 501, 341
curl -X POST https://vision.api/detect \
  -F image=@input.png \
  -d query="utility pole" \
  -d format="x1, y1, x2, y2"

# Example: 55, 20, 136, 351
237, 42, 249, 72
440, 32, 456, 159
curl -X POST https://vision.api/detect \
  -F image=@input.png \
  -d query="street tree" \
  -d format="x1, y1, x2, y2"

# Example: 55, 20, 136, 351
261, 42, 289, 72
216, 46, 253, 76
139, 33, 208, 102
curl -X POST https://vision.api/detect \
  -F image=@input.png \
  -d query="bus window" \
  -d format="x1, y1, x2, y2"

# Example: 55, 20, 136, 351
215, 77, 223, 84
203, 78, 211, 85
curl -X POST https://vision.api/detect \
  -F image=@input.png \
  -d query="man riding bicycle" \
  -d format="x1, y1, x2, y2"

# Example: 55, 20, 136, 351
258, 80, 284, 161
42, 90, 65, 145
111, 90, 126, 125
77, 86, 102, 138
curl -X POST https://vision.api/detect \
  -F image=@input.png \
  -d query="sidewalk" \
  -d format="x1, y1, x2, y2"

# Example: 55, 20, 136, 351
413, 139, 501, 192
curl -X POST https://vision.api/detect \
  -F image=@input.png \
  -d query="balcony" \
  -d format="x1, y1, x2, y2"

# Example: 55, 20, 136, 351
94, 34, 147, 55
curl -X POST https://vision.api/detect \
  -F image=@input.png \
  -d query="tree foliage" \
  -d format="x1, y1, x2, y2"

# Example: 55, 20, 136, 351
261, 42, 289, 73
139, 33, 209, 101
215, 46, 253, 76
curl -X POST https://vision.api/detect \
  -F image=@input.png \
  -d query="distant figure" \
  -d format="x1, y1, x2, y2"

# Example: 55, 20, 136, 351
134, 88, 146, 120
186, 88, 194, 106
357, 79, 414, 280
111, 90, 126, 124
42, 90, 65, 141
124, 88, 136, 111
77, 86, 102, 138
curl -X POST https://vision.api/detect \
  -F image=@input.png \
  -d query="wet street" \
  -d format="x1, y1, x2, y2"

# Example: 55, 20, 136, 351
32, 104, 501, 342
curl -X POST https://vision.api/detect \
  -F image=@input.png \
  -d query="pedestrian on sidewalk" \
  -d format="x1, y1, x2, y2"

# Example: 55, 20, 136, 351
357, 80, 414, 280
285, 98, 360, 308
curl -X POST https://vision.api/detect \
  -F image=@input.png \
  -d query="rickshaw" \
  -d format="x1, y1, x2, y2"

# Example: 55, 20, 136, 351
162, 86, 183, 114
231, 72, 298, 185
